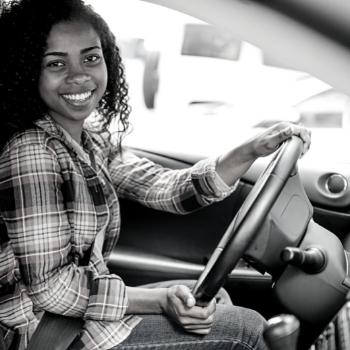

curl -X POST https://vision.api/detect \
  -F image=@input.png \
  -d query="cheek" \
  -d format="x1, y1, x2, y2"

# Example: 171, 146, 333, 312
38, 73, 49, 104
100, 64, 108, 92
95, 64, 108, 99
38, 72, 58, 101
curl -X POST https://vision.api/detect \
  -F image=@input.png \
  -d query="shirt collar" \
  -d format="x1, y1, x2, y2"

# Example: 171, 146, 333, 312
34, 115, 96, 160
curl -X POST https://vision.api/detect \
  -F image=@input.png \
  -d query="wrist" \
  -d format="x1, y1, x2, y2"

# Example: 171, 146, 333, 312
126, 287, 168, 314
216, 144, 256, 186
159, 288, 169, 313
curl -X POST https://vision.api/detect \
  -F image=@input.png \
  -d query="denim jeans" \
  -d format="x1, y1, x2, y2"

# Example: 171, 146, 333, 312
112, 280, 268, 350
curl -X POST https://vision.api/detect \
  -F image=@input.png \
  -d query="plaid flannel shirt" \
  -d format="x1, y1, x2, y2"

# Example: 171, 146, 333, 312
0, 115, 236, 350
0, 237, 38, 349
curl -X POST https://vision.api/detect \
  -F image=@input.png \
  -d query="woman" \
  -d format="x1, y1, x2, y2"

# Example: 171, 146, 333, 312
0, 0, 311, 349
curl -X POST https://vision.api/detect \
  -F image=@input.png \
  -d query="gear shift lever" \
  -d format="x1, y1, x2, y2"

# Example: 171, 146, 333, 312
263, 314, 300, 350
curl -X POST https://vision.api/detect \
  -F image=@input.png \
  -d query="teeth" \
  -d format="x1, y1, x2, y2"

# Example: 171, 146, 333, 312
63, 91, 92, 101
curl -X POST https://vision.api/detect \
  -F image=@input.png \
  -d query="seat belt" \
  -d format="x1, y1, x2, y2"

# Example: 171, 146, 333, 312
26, 312, 83, 350
27, 222, 107, 349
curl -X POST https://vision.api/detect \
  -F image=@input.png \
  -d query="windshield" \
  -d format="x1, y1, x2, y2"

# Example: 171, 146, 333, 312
87, 0, 350, 161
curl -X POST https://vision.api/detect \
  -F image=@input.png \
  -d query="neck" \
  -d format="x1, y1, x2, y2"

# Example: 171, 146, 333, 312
68, 128, 83, 144
49, 113, 84, 144
58, 122, 83, 144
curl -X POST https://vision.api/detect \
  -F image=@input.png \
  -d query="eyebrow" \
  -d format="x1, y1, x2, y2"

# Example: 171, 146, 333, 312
43, 45, 102, 57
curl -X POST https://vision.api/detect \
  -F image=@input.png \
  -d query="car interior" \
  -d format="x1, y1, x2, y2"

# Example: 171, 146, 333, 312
2, 0, 350, 349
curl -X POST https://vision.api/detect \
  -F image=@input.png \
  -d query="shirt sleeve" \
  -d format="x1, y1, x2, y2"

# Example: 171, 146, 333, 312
0, 143, 127, 322
0, 230, 38, 337
109, 151, 238, 214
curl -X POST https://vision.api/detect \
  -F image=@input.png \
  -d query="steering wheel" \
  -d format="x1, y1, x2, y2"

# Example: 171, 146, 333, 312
192, 136, 304, 304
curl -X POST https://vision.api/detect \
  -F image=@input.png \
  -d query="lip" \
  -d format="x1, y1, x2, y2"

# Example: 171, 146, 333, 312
61, 90, 95, 107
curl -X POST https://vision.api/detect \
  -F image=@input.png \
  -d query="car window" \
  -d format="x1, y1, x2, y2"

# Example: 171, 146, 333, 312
87, 0, 350, 158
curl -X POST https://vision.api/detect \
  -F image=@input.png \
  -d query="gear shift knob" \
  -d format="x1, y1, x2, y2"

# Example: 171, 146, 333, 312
263, 314, 300, 350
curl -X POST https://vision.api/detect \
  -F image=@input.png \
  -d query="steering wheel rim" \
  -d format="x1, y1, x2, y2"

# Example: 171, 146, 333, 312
192, 136, 304, 304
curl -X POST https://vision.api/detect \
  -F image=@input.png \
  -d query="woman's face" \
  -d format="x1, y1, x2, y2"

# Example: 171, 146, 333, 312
39, 20, 108, 133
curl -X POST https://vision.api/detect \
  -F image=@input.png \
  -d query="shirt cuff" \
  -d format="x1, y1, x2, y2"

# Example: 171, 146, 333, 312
84, 274, 128, 322
191, 158, 239, 201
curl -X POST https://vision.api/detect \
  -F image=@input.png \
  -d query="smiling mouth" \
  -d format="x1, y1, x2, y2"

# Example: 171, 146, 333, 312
61, 90, 94, 106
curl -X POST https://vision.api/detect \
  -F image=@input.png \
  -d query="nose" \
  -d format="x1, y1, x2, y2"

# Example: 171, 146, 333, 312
66, 64, 91, 85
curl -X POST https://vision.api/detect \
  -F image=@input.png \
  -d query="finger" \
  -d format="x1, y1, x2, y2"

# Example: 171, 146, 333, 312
290, 126, 312, 156
207, 298, 216, 315
185, 324, 213, 333
186, 327, 212, 335
269, 126, 293, 145
300, 128, 312, 156
175, 285, 196, 308
183, 301, 216, 321
290, 125, 309, 142
183, 320, 214, 332
259, 131, 287, 152
194, 298, 216, 313
181, 313, 215, 327
268, 122, 292, 134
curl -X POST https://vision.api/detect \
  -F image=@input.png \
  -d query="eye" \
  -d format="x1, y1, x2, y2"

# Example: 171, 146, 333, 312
45, 60, 65, 70
84, 54, 101, 65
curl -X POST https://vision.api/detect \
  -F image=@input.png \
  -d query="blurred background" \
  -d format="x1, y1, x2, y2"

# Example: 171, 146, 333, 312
87, 0, 350, 159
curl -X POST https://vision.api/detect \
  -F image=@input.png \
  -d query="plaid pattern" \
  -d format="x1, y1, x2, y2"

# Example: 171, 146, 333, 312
0, 236, 38, 349
0, 115, 236, 350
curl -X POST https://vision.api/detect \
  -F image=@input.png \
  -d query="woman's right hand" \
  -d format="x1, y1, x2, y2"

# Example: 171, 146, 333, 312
162, 285, 216, 335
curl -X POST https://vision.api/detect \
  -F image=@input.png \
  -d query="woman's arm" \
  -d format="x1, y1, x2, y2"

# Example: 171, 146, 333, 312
0, 235, 38, 332
126, 286, 166, 314
110, 122, 311, 213
109, 151, 224, 213
215, 122, 311, 186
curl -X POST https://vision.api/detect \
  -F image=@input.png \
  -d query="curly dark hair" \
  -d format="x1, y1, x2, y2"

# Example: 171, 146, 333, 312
0, 0, 130, 150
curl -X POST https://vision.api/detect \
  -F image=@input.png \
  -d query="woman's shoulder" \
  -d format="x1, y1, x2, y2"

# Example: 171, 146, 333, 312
1, 126, 57, 157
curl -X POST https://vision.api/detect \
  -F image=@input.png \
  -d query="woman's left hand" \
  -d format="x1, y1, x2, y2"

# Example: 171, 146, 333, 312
248, 122, 311, 158
216, 122, 311, 187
